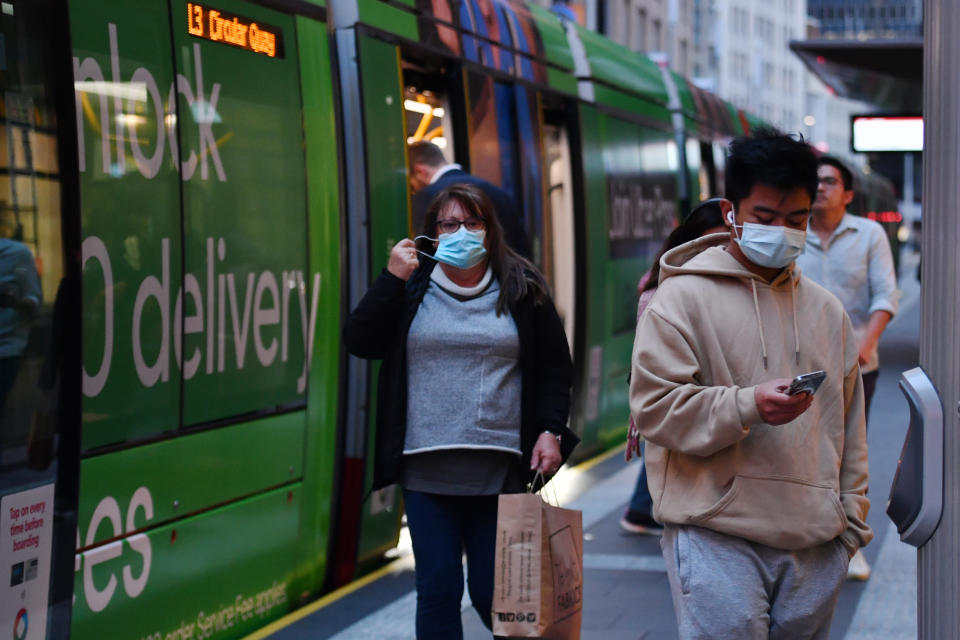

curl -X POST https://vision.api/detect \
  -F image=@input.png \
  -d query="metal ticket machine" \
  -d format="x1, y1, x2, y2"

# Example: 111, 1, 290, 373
887, 367, 944, 547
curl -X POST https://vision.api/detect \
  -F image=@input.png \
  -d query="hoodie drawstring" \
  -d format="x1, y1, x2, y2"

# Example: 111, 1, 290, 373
750, 276, 801, 370
750, 280, 769, 370
791, 278, 800, 365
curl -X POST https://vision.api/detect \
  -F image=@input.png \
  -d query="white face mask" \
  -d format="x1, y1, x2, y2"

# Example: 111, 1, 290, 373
729, 212, 807, 269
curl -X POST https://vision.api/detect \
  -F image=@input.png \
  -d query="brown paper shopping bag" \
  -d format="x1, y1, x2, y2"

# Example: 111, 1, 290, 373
492, 492, 583, 639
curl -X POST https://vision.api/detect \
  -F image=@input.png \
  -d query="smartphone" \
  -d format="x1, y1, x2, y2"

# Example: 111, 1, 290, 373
787, 370, 826, 396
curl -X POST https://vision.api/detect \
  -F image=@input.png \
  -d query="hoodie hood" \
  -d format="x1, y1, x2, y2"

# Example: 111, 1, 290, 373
659, 232, 799, 288
658, 232, 802, 369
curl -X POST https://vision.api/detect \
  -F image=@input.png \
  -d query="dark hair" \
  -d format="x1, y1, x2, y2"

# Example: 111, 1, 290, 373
725, 128, 819, 208
408, 140, 447, 168
640, 199, 727, 294
418, 184, 547, 314
818, 155, 854, 191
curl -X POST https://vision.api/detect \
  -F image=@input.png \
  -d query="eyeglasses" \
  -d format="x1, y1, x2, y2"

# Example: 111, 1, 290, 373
818, 177, 841, 187
436, 217, 486, 234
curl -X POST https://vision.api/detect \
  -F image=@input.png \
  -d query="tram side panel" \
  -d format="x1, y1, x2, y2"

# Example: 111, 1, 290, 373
72, 2, 340, 637
572, 103, 680, 459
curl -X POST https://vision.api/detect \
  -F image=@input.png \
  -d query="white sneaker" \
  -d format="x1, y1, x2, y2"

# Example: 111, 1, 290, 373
847, 549, 871, 581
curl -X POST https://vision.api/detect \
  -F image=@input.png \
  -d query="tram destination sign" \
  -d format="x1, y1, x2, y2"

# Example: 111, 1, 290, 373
187, 3, 284, 58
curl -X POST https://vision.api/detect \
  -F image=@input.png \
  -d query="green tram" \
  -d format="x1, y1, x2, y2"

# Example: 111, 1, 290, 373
0, 1, 757, 637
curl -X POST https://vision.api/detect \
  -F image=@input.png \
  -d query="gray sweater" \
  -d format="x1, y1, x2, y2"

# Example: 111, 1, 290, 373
404, 271, 522, 453
402, 268, 523, 494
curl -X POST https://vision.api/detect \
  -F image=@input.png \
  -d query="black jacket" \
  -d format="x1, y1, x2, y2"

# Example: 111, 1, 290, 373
411, 170, 533, 260
344, 262, 577, 491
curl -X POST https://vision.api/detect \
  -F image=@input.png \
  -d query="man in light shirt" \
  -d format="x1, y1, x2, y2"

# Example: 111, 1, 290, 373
796, 155, 898, 582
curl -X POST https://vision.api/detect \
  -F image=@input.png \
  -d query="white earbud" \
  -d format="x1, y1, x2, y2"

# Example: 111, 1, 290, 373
727, 210, 736, 225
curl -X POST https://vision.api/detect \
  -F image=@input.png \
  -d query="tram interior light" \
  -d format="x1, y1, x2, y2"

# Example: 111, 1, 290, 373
404, 100, 430, 114
74, 81, 148, 102
116, 114, 147, 127
852, 115, 923, 152
403, 99, 444, 118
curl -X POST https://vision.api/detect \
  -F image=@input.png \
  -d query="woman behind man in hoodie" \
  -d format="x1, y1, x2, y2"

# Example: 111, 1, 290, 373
622, 199, 729, 535
629, 130, 870, 639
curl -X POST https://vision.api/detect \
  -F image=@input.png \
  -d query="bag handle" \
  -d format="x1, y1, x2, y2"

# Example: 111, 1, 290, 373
528, 470, 561, 507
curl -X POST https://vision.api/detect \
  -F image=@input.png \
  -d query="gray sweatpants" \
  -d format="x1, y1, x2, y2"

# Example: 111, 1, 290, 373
661, 525, 849, 640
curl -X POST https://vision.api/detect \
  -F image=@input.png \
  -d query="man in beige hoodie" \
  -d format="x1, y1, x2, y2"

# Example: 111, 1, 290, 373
630, 130, 870, 639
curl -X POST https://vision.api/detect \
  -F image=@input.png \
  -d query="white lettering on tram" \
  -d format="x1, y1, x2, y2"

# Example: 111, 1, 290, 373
133, 238, 171, 387
82, 236, 114, 397
78, 488, 154, 613
82, 235, 322, 396
73, 23, 226, 182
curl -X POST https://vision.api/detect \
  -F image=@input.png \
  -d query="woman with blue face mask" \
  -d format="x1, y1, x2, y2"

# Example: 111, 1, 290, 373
344, 184, 578, 640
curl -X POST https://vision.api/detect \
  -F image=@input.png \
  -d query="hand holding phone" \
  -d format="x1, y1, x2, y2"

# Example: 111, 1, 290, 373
787, 370, 826, 396
756, 377, 816, 425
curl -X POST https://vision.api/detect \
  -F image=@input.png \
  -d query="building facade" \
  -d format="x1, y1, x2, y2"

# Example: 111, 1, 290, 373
690, 0, 809, 132
807, 0, 922, 39
602, 0, 696, 77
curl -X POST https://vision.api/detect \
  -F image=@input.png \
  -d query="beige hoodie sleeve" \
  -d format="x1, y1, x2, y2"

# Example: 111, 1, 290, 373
837, 318, 873, 554
630, 307, 758, 457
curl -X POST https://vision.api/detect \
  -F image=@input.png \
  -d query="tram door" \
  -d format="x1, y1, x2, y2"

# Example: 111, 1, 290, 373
0, 2, 80, 638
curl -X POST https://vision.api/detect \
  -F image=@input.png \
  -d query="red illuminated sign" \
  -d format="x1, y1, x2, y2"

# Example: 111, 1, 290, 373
187, 3, 283, 58
867, 211, 903, 224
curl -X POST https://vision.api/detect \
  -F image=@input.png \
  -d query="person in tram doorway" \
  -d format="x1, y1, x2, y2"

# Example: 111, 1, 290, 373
795, 155, 898, 582
408, 140, 533, 259
622, 198, 730, 535
344, 184, 578, 639
629, 130, 871, 640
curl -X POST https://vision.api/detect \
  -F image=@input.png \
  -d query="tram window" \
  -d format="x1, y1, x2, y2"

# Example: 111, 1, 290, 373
402, 76, 455, 164
0, 2, 68, 479
174, 3, 307, 427
73, 1, 182, 445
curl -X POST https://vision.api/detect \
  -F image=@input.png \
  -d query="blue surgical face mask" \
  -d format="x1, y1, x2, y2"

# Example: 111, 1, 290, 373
415, 227, 488, 269
732, 221, 807, 269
